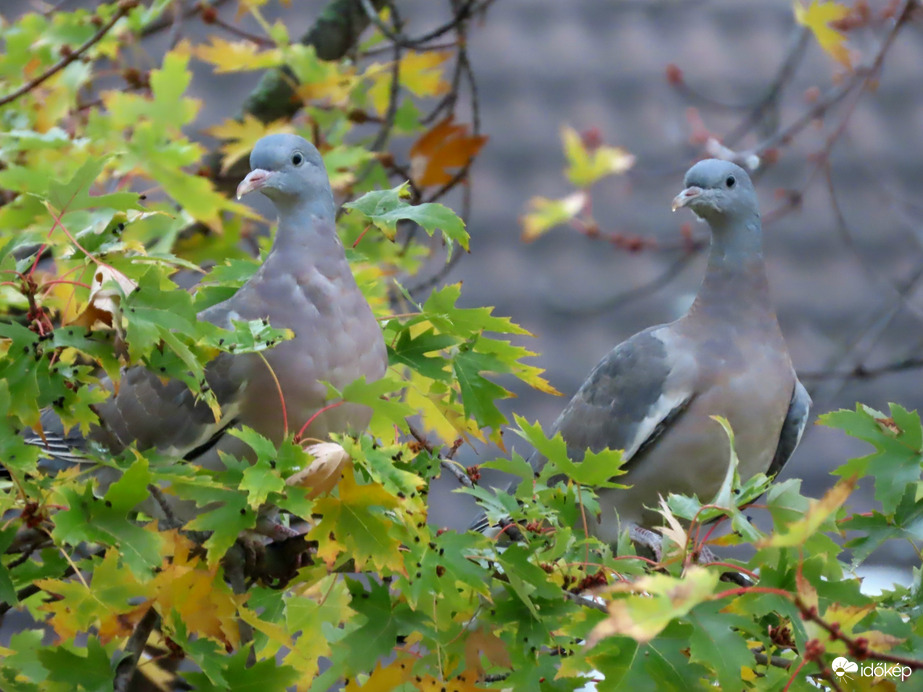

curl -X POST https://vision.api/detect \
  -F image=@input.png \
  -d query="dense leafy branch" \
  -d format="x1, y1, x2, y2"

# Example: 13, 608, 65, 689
0, 2, 921, 691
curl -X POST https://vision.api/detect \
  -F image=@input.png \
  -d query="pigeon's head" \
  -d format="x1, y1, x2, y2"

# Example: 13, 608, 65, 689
671, 159, 758, 223
236, 134, 331, 208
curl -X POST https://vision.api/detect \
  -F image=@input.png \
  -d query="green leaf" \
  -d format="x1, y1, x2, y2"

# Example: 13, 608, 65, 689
388, 327, 456, 380
821, 404, 923, 514
515, 415, 626, 487
43, 157, 142, 214
183, 649, 299, 692
687, 602, 757, 690
344, 182, 469, 251
37, 639, 114, 692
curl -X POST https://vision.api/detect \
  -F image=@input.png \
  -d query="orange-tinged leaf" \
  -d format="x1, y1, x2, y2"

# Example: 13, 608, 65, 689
206, 116, 294, 174
344, 657, 414, 691
520, 191, 587, 241
69, 265, 138, 329
409, 117, 487, 187
794, 0, 851, 68
149, 531, 246, 647
464, 626, 512, 677
190, 36, 283, 73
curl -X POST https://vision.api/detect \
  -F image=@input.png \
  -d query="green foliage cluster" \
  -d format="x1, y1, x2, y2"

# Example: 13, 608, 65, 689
0, 3, 920, 692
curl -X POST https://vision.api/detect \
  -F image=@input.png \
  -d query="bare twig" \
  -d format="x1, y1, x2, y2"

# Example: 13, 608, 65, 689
407, 420, 472, 488
113, 607, 160, 692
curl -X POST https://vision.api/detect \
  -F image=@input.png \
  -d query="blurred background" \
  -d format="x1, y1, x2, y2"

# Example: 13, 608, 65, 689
11, 0, 923, 573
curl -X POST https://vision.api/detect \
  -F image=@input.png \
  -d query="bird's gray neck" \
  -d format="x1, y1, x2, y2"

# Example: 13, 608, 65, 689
690, 215, 775, 320
269, 196, 341, 257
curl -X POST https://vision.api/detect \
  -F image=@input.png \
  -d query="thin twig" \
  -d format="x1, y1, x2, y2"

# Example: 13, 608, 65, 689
800, 357, 923, 382
406, 420, 472, 488
113, 607, 160, 692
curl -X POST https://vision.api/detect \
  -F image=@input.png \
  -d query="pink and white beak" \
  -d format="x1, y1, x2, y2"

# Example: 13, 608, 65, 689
236, 169, 272, 200
671, 185, 702, 212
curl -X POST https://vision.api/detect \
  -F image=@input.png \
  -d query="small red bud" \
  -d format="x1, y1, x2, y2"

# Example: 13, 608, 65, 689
200, 5, 218, 23
665, 63, 683, 85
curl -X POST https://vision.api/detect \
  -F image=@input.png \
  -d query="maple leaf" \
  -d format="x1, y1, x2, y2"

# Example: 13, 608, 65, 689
307, 465, 405, 572
794, 0, 851, 68
188, 36, 283, 73
343, 657, 413, 691
561, 125, 635, 187
148, 531, 246, 648
367, 50, 451, 114
410, 117, 488, 187
520, 191, 587, 242
291, 45, 358, 105
206, 116, 294, 174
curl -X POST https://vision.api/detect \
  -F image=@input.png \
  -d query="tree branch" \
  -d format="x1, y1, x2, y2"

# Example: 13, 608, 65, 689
113, 607, 160, 692
0, 0, 137, 108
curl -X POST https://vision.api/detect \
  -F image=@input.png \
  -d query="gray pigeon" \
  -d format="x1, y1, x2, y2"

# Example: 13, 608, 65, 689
25, 134, 388, 516
472, 159, 810, 547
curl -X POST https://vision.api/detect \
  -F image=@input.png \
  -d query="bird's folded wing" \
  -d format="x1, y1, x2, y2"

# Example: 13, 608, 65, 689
26, 353, 248, 466
548, 326, 696, 472
469, 327, 696, 533
767, 378, 811, 478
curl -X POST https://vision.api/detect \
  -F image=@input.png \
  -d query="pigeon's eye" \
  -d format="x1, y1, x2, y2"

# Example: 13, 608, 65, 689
725, 175, 736, 188
291, 152, 304, 167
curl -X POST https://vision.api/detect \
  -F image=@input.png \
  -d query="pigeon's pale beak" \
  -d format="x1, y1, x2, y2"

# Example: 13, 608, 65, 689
671, 186, 702, 212
236, 169, 272, 200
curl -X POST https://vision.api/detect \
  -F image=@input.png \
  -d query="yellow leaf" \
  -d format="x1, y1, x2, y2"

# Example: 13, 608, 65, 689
520, 191, 587, 242
366, 50, 451, 115
292, 50, 358, 105
404, 372, 485, 445
149, 531, 246, 647
401, 51, 451, 97
794, 0, 851, 68
759, 476, 855, 548
588, 566, 720, 645
344, 657, 414, 691
562, 125, 635, 188
206, 116, 294, 174
191, 36, 283, 73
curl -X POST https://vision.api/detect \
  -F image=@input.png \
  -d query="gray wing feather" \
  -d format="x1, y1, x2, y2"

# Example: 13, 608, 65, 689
551, 328, 689, 470
25, 352, 247, 467
470, 328, 692, 533
767, 378, 811, 478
